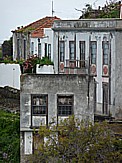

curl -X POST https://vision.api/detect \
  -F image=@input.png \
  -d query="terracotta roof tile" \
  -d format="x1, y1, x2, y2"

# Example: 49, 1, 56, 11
16, 16, 60, 38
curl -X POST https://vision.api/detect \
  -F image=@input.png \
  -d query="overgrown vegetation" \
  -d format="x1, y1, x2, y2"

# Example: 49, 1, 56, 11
0, 110, 20, 163
2, 37, 13, 58
29, 116, 122, 163
79, 0, 120, 19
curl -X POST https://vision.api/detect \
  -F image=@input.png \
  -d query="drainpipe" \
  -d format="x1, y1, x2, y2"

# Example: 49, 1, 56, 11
109, 33, 112, 116
87, 34, 91, 110
58, 32, 59, 74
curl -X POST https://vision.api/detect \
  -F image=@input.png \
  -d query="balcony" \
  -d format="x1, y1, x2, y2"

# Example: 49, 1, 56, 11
59, 59, 88, 74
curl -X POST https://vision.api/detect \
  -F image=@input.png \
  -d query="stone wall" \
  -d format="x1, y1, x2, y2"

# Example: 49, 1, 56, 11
0, 86, 20, 113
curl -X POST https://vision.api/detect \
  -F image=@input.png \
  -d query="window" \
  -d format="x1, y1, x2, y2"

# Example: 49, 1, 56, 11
57, 95, 73, 116
31, 95, 48, 115
90, 41, 97, 64
102, 83, 108, 114
45, 43, 47, 57
17, 38, 20, 59
102, 41, 109, 65
60, 41, 65, 62
48, 44, 51, 60
79, 41, 85, 67
38, 43, 41, 57
24, 40, 26, 59
31, 42, 34, 55
69, 41, 75, 60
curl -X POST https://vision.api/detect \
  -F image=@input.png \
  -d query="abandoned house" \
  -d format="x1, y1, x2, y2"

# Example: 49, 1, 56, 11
20, 74, 94, 162
52, 18, 122, 120
12, 16, 60, 61
19, 18, 122, 162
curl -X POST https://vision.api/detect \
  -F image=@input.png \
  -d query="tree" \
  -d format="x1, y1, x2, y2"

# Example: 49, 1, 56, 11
29, 116, 122, 163
2, 37, 13, 59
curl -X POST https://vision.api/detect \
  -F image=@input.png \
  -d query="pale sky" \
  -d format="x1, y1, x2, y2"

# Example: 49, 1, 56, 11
0, 0, 106, 44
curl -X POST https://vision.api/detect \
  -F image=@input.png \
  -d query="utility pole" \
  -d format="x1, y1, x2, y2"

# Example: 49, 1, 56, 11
52, 1, 55, 17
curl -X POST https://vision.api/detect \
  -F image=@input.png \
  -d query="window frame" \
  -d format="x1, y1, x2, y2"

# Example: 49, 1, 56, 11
90, 41, 97, 65
57, 95, 74, 116
79, 41, 85, 67
31, 94, 48, 116
38, 43, 41, 57
48, 44, 51, 60
102, 41, 109, 65
31, 42, 34, 55
17, 38, 20, 59
60, 41, 65, 62
23, 39, 26, 59
69, 41, 75, 61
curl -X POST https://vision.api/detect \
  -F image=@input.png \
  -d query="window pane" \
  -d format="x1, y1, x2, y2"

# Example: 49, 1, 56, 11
69, 42, 75, 60
60, 41, 65, 62
48, 44, 51, 60
91, 41, 97, 64
103, 41, 109, 65
38, 43, 41, 56
32, 95, 47, 115
58, 96, 73, 116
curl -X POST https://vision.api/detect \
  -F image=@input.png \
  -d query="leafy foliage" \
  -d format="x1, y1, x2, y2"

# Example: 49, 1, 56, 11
80, 0, 120, 19
2, 37, 13, 58
29, 116, 122, 163
0, 110, 20, 163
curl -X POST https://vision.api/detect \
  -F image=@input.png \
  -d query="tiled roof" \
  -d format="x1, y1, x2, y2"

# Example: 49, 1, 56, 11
16, 16, 60, 38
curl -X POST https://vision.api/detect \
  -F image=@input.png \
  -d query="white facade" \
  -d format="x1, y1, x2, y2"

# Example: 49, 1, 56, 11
53, 19, 122, 118
30, 28, 53, 60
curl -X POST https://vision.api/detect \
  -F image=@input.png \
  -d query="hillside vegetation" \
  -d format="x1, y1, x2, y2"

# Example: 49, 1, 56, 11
0, 110, 20, 163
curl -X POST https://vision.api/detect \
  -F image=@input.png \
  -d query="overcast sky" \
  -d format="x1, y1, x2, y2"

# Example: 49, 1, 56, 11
0, 0, 106, 44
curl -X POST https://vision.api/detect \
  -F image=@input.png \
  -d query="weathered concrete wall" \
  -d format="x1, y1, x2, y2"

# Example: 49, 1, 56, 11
20, 74, 94, 129
115, 32, 122, 119
53, 19, 122, 30
20, 74, 94, 162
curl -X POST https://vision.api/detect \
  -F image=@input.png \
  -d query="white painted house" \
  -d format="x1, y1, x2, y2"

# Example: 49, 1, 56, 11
12, 16, 60, 61
52, 19, 122, 120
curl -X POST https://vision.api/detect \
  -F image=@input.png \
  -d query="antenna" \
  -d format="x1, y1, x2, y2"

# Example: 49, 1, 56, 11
52, 1, 54, 17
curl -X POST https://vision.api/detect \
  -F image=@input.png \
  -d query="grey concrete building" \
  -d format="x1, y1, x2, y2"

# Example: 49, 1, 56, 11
52, 18, 122, 119
20, 74, 94, 162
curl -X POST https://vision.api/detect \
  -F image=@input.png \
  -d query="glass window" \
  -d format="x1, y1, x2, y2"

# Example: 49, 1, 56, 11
38, 43, 41, 57
69, 41, 75, 60
17, 38, 20, 59
103, 41, 109, 65
24, 40, 26, 59
31, 95, 48, 115
48, 44, 51, 60
79, 41, 85, 67
31, 42, 34, 55
60, 41, 65, 62
57, 96, 73, 116
91, 41, 97, 64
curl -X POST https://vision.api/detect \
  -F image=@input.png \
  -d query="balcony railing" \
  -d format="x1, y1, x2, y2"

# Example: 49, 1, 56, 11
59, 59, 88, 74
65, 59, 88, 69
